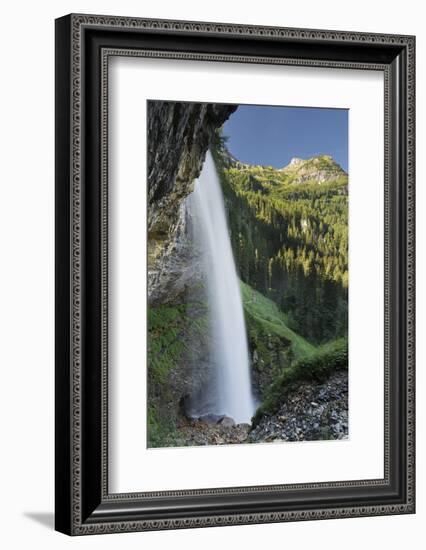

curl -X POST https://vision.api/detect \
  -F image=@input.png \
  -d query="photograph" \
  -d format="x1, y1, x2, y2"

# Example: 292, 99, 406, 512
52, 9, 415, 538
147, 101, 349, 448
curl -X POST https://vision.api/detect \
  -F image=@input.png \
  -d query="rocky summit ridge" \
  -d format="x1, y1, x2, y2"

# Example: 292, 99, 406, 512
222, 148, 347, 185
278, 154, 347, 184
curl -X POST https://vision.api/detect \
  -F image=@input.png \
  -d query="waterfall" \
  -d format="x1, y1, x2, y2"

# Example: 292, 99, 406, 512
187, 151, 255, 424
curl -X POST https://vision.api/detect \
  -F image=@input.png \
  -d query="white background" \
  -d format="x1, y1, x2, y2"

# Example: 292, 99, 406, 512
0, 0, 423, 549
109, 58, 384, 493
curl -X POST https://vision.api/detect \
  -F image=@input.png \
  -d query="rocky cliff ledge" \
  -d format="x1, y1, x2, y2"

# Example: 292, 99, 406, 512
147, 101, 237, 304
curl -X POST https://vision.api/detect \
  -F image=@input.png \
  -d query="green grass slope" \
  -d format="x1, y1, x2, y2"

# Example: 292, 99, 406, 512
241, 281, 315, 361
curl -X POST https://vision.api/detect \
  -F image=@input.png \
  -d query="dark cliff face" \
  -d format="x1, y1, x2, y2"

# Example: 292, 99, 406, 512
147, 101, 237, 304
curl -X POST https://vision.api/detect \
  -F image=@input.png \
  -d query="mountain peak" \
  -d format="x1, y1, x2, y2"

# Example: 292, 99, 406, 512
280, 155, 346, 184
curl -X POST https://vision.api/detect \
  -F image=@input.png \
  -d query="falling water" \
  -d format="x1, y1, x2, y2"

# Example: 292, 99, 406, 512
187, 151, 255, 424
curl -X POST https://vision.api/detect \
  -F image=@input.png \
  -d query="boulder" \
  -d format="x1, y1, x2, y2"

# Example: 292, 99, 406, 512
218, 416, 236, 428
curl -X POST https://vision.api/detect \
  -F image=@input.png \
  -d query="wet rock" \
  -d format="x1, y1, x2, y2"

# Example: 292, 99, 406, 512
198, 413, 224, 424
175, 416, 250, 446
218, 416, 236, 428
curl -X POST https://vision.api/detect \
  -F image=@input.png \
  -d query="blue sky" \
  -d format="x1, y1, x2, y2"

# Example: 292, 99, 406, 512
222, 105, 348, 172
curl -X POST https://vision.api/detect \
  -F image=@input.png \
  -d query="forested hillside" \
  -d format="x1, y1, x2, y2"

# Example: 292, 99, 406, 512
213, 133, 348, 344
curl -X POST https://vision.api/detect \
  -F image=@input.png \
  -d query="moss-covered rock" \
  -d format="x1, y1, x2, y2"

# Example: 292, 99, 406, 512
147, 299, 211, 447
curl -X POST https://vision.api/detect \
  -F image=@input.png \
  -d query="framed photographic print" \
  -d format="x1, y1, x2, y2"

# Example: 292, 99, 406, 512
55, 14, 415, 535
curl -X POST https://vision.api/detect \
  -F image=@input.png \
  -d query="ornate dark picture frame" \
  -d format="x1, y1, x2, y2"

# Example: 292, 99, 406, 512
55, 13, 415, 535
